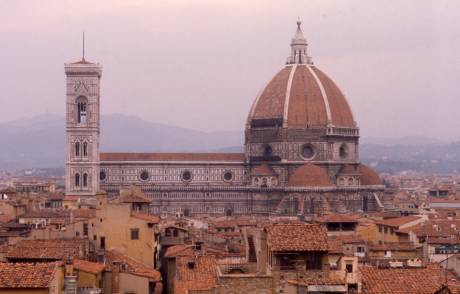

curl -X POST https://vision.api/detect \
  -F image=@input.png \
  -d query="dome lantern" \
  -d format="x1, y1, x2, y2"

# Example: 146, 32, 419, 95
287, 19, 312, 65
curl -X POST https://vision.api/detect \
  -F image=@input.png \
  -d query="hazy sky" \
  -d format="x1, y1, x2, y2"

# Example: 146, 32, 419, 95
0, 0, 459, 140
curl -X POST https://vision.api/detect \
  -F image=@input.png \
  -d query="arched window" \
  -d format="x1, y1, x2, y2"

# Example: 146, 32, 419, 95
339, 144, 349, 159
75, 173, 80, 187
76, 97, 88, 123
83, 173, 88, 187
83, 142, 88, 157
75, 142, 80, 157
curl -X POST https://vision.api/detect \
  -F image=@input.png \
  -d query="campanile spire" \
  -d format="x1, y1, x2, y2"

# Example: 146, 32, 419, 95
287, 19, 312, 65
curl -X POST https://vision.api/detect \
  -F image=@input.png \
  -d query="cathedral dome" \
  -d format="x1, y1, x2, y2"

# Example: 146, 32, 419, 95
358, 164, 382, 186
288, 164, 332, 187
247, 21, 356, 129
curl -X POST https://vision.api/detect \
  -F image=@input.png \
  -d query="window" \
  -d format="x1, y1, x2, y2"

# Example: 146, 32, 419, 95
83, 223, 88, 236
223, 171, 233, 182
131, 228, 139, 240
75, 142, 80, 157
83, 173, 88, 187
93, 234, 97, 241
181, 170, 192, 182
100, 171, 106, 181
75, 173, 80, 187
77, 97, 87, 123
140, 170, 149, 181
83, 142, 88, 156
339, 144, 348, 159
263, 145, 273, 157
302, 144, 315, 159
346, 263, 353, 273
100, 236, 105, 249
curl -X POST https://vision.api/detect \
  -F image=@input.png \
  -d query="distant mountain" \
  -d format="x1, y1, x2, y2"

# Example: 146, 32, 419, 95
0, 114, 243, 170
360, 136, 448, 146
100, 114, 243, 152
0, 114, 459, 174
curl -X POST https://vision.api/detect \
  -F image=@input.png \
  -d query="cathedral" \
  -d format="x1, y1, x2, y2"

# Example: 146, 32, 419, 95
64, 21, 384, 216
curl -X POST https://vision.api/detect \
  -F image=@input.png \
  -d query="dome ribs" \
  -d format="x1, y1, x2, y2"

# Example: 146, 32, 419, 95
312, 67, 355, 127
251, 66, 291, 122
248, 64, 356, 130
287, 65, 328, 128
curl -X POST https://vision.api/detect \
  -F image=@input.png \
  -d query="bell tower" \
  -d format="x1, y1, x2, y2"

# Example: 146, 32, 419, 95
64, 49, 102, 196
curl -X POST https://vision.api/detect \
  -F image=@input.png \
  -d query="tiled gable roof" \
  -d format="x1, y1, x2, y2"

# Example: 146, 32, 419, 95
73, 259, 105, 274
174, 255, 217, 294
316, 213, 359, 223
266, 223, 328, 251
132, 213, 160, 224
105, 250, 161, 281
6, 238, 89, 260
375, 216, 423, 228
118, 187, 151, 203
360, 265, 460, 294
0, 262, 59, 288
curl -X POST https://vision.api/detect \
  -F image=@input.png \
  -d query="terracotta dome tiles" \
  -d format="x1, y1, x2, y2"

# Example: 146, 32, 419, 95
251, 66, 291, 121
248, 64, 356, 129
312, 67, 355, 127
288, 164, 333, 187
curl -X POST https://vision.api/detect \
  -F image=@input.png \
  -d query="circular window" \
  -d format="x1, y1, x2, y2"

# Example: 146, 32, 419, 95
140, 170, 150, 181
223, 171, 233, 182
339, 144, 348, 159
263, 145, 273, 157
181, 170, 192, 182
301, 144, 315, 159
99, 171, 106, 181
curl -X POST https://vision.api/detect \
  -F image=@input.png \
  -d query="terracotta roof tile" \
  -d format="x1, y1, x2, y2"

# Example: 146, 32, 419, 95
312, 66, 355, 127
174, 255, 217, 294
131, 213, 160, 224
251, 66, 291, 121
288, 164, 332, 187
0, 262, 59, 288
100, 153, 245, 162
250, 164, 277, 176
6, 239, 89, 260
105, 250, 161, 281
118, 187, 151, 204
375, 216, 423, 228
249, 64, 355, 128
359, 164, 382, 185
368, 242, 419, 252
266, 223, 328, 251
361, 265, 460, 294
317, 213, 359, 223
73, 259, 105, 274
165, 244, 228, 258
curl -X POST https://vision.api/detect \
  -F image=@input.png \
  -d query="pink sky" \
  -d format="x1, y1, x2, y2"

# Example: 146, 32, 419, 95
0, 0, 459, 139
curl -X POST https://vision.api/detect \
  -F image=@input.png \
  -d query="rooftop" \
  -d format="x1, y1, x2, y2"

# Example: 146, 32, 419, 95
0, 262, 59, 289
6, 238, 89, 261
360, 265, 460, 294
105, 250, 161, 281
266, 223, 328, 252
